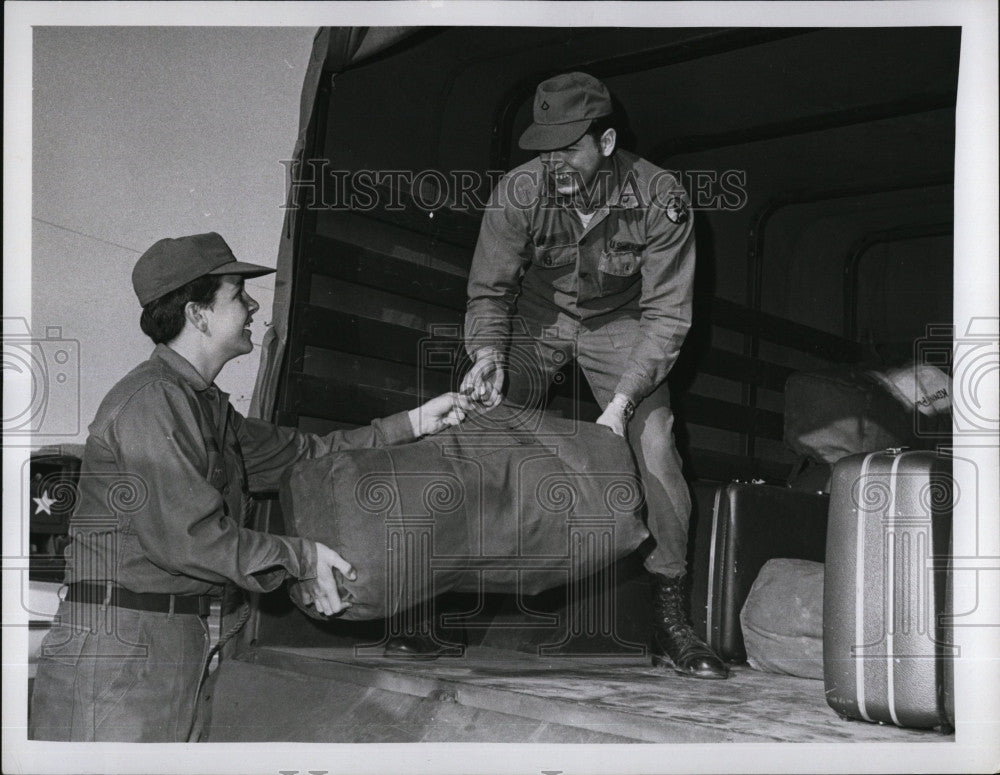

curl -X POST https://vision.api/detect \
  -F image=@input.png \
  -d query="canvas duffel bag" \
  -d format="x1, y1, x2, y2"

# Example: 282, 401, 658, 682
280, 403, 649, 621
783, 365, 950, 469
740, 558, 825, 680
784, 368, 914, 466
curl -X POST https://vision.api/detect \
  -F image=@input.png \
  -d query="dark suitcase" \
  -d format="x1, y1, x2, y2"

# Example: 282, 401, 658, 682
823, 449, 954, 729
281, 403, 649, 621
688, 481, 829, 663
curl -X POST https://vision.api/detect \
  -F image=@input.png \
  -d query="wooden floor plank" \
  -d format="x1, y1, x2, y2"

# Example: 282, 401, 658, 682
208, 659, 636, 743
246, 645, 951, 744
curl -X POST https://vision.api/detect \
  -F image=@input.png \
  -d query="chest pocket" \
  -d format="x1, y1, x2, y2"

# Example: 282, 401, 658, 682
531, 243, 577, 269
206, 437, 226, 491
530, 243, 578, 295
196, 398, 247, 521
217, 413, 250, 522
598, 242, 643, 293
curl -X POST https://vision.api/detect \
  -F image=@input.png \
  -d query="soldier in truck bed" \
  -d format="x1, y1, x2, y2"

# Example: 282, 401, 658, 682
29, 232, 473, 742
462, 72, 728, 679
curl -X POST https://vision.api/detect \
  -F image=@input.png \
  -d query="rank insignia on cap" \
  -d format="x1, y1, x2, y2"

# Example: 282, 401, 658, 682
541, 101, 549, 110
665, 194, 689, 224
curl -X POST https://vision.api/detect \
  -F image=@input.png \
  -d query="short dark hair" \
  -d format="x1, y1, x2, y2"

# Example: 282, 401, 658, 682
586, 115, 617, 143
139, 274, 223, 344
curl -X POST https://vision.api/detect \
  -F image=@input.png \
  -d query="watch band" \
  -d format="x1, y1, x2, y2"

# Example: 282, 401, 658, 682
613, 396, 635, 421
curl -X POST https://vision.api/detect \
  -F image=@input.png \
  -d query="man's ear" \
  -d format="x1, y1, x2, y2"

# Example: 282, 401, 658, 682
600, 128, 617, 158
184, 301, 209, 334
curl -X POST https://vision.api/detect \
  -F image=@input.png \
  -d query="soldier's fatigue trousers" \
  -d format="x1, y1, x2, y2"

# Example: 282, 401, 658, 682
30, 600, 210, 741
504, 303, 691, 578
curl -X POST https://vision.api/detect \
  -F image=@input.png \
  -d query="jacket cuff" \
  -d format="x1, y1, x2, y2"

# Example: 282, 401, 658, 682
613, 373, 648, 405
248, 568, 285, 593
295, 536, 318, 581
373, 411, 418, 446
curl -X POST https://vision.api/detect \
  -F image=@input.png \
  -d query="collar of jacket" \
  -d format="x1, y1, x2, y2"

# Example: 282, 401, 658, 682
539, 151, 642, 212
150, 343, 222, 397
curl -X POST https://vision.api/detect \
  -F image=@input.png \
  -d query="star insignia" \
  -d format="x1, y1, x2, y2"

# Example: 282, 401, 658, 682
33, 490, 56, 516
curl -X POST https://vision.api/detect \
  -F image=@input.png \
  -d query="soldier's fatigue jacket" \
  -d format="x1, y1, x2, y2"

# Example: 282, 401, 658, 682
465, 148, 695, 403
65, 344, 415, 596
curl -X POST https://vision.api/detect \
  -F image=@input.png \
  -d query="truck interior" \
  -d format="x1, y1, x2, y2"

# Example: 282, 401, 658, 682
44, 26, 965, 744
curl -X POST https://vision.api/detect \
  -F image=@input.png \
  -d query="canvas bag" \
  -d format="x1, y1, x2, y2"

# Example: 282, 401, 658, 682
784, 363, 952, 469
280, 403, 649, 621
740, 558, 824, 680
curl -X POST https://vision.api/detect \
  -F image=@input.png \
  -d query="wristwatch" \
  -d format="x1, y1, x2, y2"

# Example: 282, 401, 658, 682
614, 395, 636, 421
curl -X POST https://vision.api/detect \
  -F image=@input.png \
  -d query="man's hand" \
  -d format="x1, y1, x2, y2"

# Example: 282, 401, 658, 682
407, 391, 475, 437
596, 393, 634, 437
459, 348, 504, 408
296, 542, 356, 616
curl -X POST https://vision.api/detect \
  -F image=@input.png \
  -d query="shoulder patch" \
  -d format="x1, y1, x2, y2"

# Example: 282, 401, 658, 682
664, 193, 689, 224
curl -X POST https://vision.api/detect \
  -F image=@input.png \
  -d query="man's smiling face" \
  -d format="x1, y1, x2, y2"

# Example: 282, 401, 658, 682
540, 129, 615, 199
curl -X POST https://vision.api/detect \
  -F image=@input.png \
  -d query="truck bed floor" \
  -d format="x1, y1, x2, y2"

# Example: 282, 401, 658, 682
206, 645, 951, 744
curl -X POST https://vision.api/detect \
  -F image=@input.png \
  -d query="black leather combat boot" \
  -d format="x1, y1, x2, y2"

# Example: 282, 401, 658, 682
651, 573, 729, 679
383, 632, 443, 660
383, 606, 461, 660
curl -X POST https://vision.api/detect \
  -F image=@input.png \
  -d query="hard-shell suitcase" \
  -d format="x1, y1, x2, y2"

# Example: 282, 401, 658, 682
823, 449, 954, 729
688, 482, 829, 662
